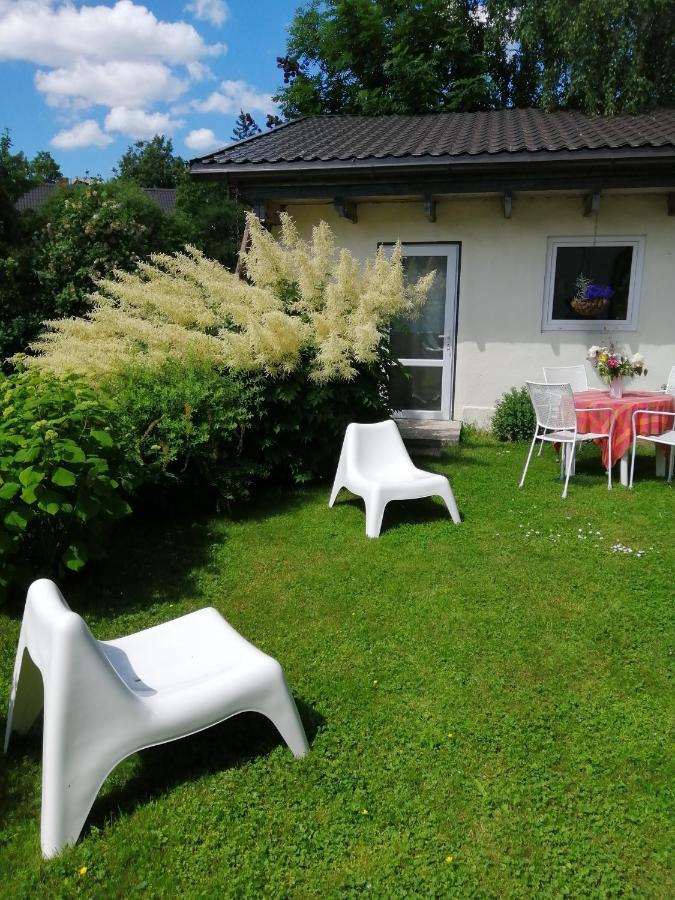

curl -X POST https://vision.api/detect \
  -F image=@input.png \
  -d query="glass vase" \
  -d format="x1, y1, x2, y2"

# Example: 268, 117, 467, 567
608, 377, 623, 399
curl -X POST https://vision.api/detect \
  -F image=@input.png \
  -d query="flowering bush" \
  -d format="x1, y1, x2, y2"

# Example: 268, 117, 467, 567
26, 213, 433, 384
587, 344, 647, 381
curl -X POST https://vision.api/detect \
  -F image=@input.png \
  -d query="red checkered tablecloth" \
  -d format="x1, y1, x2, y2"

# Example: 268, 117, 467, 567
574, 390, 674, 469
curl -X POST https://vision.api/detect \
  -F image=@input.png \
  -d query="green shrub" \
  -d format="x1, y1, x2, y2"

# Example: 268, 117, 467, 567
0, 369, 140, 593
110, 361, 265, 504
491, 386, 535, 442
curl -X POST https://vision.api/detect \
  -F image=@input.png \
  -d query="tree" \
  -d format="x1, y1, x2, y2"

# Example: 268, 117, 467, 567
498, 0, 675, 115
30, 150, 63, 184
114, 135, 186, 187
275, 0, 495, 118
174, 179, 245, 270
231, 110, 262, 141
33, 180, 182, 322
275, 0, 675, 117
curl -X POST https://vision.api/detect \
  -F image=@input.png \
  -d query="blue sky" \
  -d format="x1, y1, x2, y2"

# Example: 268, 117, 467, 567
0, 1, 299, 178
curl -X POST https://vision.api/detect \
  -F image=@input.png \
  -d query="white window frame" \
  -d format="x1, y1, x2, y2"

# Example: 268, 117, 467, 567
542, 235, 645, 333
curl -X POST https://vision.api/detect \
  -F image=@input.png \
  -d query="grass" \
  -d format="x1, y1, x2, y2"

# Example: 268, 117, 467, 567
0, 433, 673, 898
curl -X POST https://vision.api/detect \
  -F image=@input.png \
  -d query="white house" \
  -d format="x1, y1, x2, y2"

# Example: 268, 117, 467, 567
191, 109, 675, 426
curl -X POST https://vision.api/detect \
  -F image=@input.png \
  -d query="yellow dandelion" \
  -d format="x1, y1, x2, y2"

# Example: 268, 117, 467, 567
361, 809, 368, 815
78, 866, 87, 876
445, 855, 453, 864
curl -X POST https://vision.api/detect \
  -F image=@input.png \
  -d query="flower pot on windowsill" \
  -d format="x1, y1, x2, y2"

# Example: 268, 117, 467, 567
570, 296, 610, 317
608, 377, 623, 399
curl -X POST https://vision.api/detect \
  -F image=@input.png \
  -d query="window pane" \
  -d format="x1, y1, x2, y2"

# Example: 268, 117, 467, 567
391, 365, 442, 412
552, 245, 633, 321
390, 255, 447, 359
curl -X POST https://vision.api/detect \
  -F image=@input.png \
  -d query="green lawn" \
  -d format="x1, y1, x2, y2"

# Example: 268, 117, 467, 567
1, 434, 673, 898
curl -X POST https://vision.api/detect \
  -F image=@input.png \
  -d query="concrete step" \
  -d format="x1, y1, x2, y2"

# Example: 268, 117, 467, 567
395, 418, 462, 456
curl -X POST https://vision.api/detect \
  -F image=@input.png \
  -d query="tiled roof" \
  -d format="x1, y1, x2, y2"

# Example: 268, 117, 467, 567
15, 184, 177, 212
194, 108, 675, 167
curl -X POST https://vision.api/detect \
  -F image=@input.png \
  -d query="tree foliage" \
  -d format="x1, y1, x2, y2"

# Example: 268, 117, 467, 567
231, 110, 262, 141
114, 135, 187, 188
276, 0, 675, 117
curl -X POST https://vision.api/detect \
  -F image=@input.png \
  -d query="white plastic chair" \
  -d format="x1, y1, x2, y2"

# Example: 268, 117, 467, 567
4, 579, 308, 858
662, 365, 675, 397
519, 382, 614, 499
329, 420, 460, 538
542, 365, 589, 393
629, 410, 675, 487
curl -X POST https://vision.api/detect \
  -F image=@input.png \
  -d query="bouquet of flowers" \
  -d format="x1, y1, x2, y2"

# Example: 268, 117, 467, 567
587, 344, 647, 381
571, 274, 614, 317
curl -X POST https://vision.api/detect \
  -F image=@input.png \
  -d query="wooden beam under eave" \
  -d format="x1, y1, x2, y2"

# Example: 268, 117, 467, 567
424, 194, 436, 222
584, 190, 601, 217
502, 191, 512, 219
334, 197, 357, 223
667, 193, 675, 216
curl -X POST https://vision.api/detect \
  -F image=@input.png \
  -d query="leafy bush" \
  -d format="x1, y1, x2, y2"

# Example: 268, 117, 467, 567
110, 361, 264, 504
0, 370, 140, 593
491, 387, 535, 442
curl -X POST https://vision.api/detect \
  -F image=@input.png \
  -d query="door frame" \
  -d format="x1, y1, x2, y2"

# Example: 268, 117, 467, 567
382, 241, 461, 421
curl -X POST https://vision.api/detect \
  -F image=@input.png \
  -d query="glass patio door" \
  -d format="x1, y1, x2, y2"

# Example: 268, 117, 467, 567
389, 244, 459, 420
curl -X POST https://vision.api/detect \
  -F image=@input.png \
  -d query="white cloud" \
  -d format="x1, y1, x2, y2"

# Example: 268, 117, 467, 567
185, 0, 229, 28
104, 106, 184, 140
51, 119, 113, 150
36, 60, 187, 110
184, 127, 223, 151
0, 0, 224, 66
193, 80, 276, 116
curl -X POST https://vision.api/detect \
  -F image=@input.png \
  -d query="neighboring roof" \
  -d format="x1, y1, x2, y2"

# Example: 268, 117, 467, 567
192, 108, 675, 169
15, 183, 177, 212
15, 183, 59, 211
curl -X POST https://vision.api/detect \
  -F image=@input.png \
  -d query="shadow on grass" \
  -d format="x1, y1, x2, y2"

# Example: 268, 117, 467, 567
332, 494, 461, 534
84, 696, 324, 836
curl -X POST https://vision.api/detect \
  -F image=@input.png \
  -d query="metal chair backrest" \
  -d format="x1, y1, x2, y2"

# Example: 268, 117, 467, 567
542, 365, 588, 393
665, 365, 675, 397
526, 381, 576, 432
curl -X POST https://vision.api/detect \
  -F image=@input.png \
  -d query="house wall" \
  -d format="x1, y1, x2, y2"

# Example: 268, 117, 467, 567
283, 192, 675, 425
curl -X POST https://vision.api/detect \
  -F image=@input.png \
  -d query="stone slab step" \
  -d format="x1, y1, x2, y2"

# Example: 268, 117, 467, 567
395, 418, 461, 455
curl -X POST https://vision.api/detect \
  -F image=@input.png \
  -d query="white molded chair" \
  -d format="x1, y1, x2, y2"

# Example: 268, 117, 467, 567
519, 382, 614, 498
662, 365, 675, 397
542, 365, 589, 393
4, 579, 308, 858
629, 410, 675, 487
329, 420, 461, 538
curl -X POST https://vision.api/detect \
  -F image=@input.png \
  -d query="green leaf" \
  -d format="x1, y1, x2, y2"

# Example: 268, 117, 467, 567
4, 509, 29, 530
52, 467, 77, 487
90, 429, 114, 447
19, 465, 45, 487
0, 482, 20, 500
62, 543, 88, 572
14, 446, 40, 463
57, 442, 87, 464
20, 485, 38, 505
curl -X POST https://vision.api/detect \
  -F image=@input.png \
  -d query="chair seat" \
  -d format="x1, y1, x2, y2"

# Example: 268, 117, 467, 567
636, 429, 675, 446
542, 429, 608, 442
102, 607, 270, 696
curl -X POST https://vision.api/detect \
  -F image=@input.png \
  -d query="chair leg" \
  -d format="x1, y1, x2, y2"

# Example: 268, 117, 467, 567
537, 438, 544, 457
257, 683, 309, 760
561, 441, 574, 499
629, 434, 637, 489
607, 435, 612, 490
364, 495, 386, 539
668, 447, 674, 483
328, 481, 343, 508
40, 733, 119, 859
438, 480, 461, 524
519, 431, 539, 488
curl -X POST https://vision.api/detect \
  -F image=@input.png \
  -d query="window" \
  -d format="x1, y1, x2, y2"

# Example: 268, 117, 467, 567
542, 236, 645, 332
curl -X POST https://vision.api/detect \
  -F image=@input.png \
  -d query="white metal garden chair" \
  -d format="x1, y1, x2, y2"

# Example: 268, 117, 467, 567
329, 420, 461, 538
4, 579, 309, 859
629, 409, 675, 487
519, 382, 614, 499
539, 366, 590, 456
542, 365, 589, 393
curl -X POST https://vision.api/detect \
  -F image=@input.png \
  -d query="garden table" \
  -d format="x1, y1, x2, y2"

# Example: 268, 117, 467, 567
573, 390, 674, 486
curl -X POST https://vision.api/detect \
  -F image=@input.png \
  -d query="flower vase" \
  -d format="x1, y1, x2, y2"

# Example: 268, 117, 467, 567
608, 377, 623, 399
